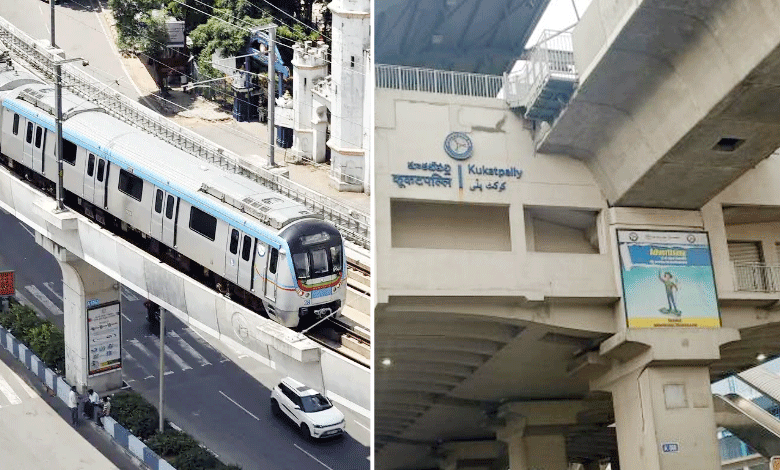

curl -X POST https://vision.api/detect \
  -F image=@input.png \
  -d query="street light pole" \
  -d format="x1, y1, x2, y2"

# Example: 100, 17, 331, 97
159, 307, 165, 432
54, 58, 88, 213
267, 25, 277, 167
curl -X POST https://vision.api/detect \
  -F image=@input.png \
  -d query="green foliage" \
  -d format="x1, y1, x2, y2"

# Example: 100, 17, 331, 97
110, 391, 161, 440
277, 23, 320, 42
109, 0, 160, 52
0, 304, 64, 373
147, 430, 199, 457
173, 446, 219, 470
141, 14, 171, 59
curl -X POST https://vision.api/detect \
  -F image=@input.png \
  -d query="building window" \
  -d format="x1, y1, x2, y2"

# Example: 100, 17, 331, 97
118, 169, 143, 201
189, 206, 217, 241
351, 56, 355, 68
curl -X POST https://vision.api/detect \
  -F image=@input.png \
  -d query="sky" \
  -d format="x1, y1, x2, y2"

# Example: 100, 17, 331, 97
526, 0, 594, 47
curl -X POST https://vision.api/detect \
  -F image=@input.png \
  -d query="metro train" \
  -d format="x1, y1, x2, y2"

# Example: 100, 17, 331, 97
0, 61, 345, 329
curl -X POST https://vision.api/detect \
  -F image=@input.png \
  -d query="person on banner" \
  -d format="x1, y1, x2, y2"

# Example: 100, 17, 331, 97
658, 270, 681, 316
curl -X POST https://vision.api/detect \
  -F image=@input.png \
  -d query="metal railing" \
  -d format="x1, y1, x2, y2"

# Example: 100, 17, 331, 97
733, 263, 780, 292
0, 16, 370, 249
505, 29, 577, 109
375, 63, 504, 98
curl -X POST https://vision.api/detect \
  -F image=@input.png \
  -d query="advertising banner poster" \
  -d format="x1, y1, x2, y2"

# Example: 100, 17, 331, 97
617, 230, 720, 328
0, 271, 13, 296
87, 301, 121, 375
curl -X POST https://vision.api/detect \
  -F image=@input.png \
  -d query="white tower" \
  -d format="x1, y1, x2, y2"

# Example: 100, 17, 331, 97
327, 0, 370, 192
291, 41, 329, 163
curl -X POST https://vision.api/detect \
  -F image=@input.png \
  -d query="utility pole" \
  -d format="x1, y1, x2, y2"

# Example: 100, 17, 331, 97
49, 0, 55, 48
267, 25, 277, 167
158, 307, 165, 432
54, 58, 87, 212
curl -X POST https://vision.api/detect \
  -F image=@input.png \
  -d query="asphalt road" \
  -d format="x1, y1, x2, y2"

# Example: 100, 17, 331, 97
0, 209, 370, 469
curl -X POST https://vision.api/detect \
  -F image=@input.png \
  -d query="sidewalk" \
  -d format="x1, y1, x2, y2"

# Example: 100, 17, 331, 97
0, 345, 142, 470
93, 0, 369, 215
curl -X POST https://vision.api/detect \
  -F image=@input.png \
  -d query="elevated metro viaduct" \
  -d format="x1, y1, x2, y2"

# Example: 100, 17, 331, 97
375, 0, 780, 468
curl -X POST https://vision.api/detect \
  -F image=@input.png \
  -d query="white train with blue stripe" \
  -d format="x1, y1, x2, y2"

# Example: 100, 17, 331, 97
0, 64, 345, 329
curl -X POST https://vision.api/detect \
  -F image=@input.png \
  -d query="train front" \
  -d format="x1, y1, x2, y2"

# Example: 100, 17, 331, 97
278, 219, 346, 328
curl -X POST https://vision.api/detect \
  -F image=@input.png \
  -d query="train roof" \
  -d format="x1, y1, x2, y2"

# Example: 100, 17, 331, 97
1, 80, 323, 246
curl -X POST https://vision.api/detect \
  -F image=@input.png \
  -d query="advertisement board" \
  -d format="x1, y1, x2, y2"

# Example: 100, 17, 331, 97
617, 230, 721, 328
0, 271, 13, 296
87, 301, 121, 375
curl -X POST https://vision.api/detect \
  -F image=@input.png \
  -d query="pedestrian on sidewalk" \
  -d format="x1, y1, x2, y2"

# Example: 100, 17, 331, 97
97, 396, 111, 427
68, 386, 79, 425
85, 389, 100, 420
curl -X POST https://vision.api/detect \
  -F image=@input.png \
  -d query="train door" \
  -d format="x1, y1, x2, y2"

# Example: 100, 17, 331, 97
150, 189, 178, 248
150, 188, 164, 241
94, 158, 108, 209
224, 228, 240, 284
264, 247, 279, 302
21, 121, 33, 168
31, 125, 45, 174
237, 234, 255, 291
83, 153, 96, 202
162, 193, 177, 248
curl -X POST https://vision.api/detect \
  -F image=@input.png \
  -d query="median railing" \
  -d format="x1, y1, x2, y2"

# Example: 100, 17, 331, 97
0, 15, 369, 250
733, 263, 780, 292
375, 63, 504, 98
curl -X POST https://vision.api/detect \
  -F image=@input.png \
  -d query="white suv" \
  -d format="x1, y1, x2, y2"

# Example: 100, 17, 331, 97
270, 377, 345, 439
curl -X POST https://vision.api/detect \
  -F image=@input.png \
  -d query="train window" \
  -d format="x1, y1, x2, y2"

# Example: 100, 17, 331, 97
293, 253, 309, 278
96, 159, 105, 182
189, 206, 217, 241
229, 229, 239, 255
311, 248, 329, 276
12, 114, 19, 135
87, 154, 95, 177
154, 189, 163, 213
62, 139, 77, 165
34, 126, 42, 148
242, 235, 252, 261
118, 169, 143, 201
165, 195, 175, 219
269, 248, 279, 275
25, 122, 32, 143
331, 246, 342, 272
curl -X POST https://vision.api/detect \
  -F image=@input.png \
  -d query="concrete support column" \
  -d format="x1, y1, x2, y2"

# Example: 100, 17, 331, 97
437, 441, 504, 470
591, 328, 739, 470
496, 401, 581, 470
608, 365, 719, 470
37, 234, 122, 393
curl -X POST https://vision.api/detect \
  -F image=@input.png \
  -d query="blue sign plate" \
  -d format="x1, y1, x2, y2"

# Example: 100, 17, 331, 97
311, 287, 332, 299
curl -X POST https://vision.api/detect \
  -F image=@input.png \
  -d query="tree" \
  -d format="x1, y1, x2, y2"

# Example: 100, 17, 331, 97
109, 0, 160, 52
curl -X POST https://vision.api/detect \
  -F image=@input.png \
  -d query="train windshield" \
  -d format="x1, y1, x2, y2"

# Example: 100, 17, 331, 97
292, 242, 342, 280
281, 221, 343, 281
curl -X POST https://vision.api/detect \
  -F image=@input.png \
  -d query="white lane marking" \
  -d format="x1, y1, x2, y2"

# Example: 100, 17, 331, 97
121, 289, 138, 302
42, 282, 63, 302
123, 350, 154, 379
219, 390, 259, 421
25, 285, 63, 316
18, 222, 34, 237
13, 375, 38, 399
354, 420, 369, 432
293, 444, 335, 470
164, 371, 174, 375
128, 338, 172, 375
0, 376, 22, 406
148, 335, 192, 371
167, 331, 210, 366
122, 313, 132, 323
184, 327, 229, 362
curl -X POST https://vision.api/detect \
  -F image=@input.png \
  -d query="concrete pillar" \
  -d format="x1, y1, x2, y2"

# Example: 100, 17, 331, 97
291, 41, 328, 163
437, 441, 504, 470
591, 328, 739, 470
496, 401, 581, 470
37, 234, 122, 393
